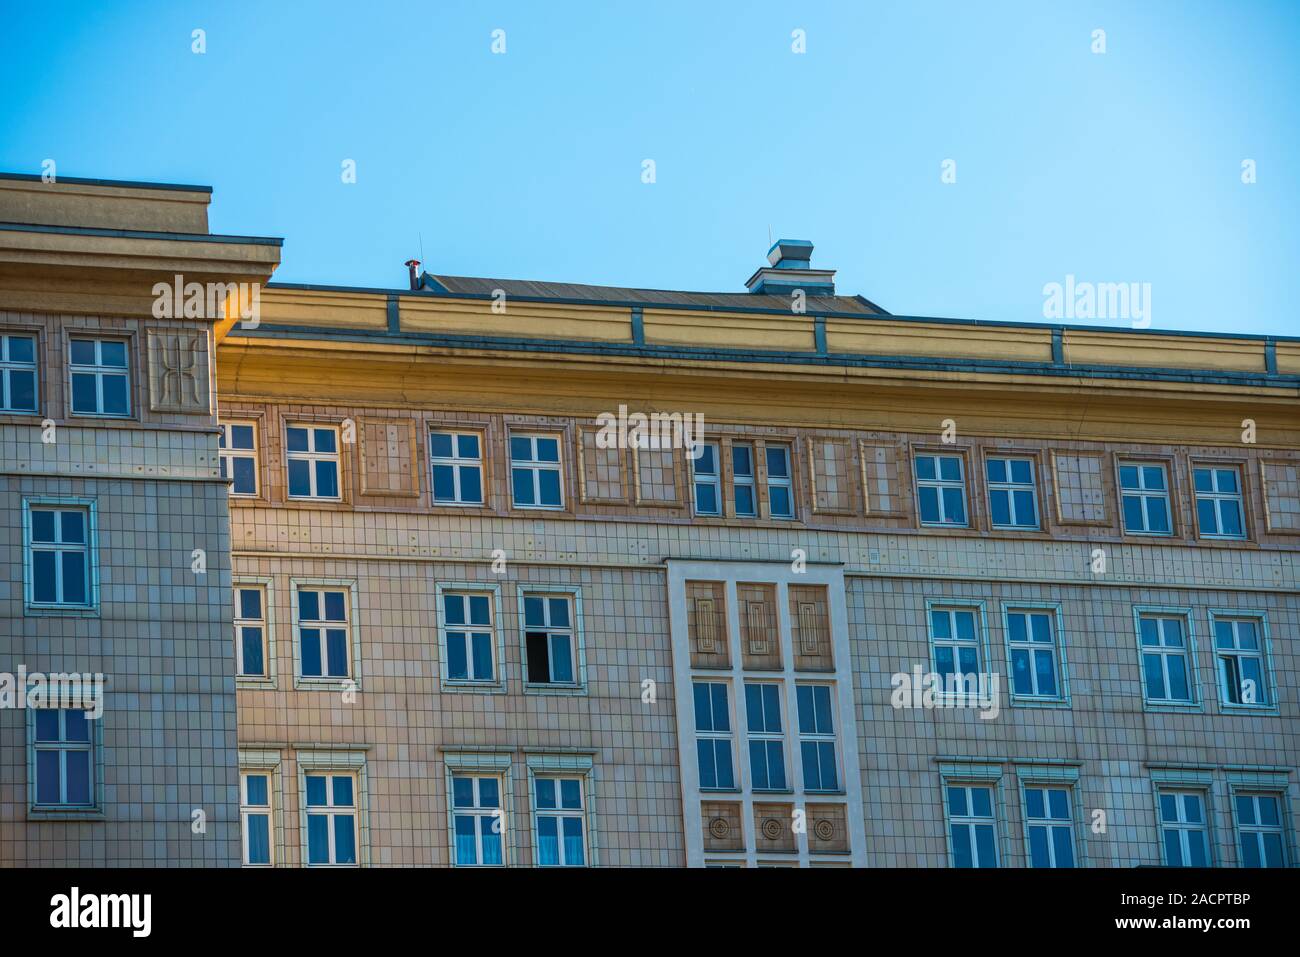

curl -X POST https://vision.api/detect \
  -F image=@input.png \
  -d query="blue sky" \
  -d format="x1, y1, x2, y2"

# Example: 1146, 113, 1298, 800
2, 0, 1298, 335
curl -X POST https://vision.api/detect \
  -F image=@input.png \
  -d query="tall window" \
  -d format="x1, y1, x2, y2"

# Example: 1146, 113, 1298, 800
234, 585, 268, 678
947, 784, 998, 867
796, 684, 838, 792
732, 442, 757, 517
241, 771, 273, 866
32, 709, 94, 808
986, 456, 1038, 529
929, 606, 981, 687
1158, 790, 1210, 867
305, 772, 358, 866
1138, 614, 1193, 705
430, 430, 483, 505
533, 776, 587, 867
915, 453, 967, 526
692, 442, 721, 516
1119, 462, 1172, 534
286, 425, 341, 500
451, 775, 504, 866
68, 337, 130, 417
523, 594, 576, 686
443, 592, 495, 683
510, 434, 563, 508
1024, 785, 1075, 868
0, 332, 37, 412
744, 683, 786, 792
1235, 793, 1287, 867
1005, 608, 1061, 699
694, 681, 734, 790
28, 506, 90, 608
1194, 466, 1245, 539
1214, 616, 1268, 707
219, 422, 259, 496
297, 588, 351, 679
765, 444, 794, 519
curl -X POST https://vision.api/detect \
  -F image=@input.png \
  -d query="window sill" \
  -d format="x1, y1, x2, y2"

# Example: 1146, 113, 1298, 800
1010, 696, 1071, 709
1218, 702, 1278, 716
24, 604, 99, 618
1142, 700, 1202, 713
237, 677, 278, 691
442, 679, 506, 694
294, 677, 360, 692
752, 788, 795, 796
802, 789, 847, 797
523, 682, 586, 696
28, 807, 105, 821
699, 787, 741, 795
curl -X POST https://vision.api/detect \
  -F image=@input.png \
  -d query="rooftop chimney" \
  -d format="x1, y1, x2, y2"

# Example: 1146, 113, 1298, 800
404, 259, 421, 291
745, 239, 835, 296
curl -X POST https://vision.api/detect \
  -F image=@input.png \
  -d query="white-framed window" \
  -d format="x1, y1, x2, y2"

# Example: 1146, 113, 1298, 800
235, 584, 268, 678
430, 429, 484, 505
692, 441, 721, 516
1005, 607, 1062, 700
68, 336, 130, 417
1119, 462, 1172, 535
241, 771, 274, 866
1137, 613, 1194, 705
305, 772, 358, 866
1214, 615, 1270, 707
522, 593, 577, 687
532, 775, 587, 867
915, 453, 967, 526
946, 783, 998, 867
1158, 790, 1210, 867
443, 591, 495, 683
796, 683, 839, 792
32, 709, 95, 808
765, 443, 794, 519
510, 433, 563, 508
297, 587, 351, 680
0, 332, 38, 413
693, 680, 735, 791
286, 424, 341, 500
928, 605, 982, 687
1234, 792, 1287, 867
732, 441, 757, 517
985, 456, 1039, 529
1023, 785, 1076, 867
1194, 466, 1245, 539
744, 682, 786, 792
26, 504, 91, 609
451, 774, 505, 866
219, 421, 259, 496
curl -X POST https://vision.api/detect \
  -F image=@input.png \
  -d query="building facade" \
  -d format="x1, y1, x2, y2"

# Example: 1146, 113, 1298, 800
2, 174, 1297, 867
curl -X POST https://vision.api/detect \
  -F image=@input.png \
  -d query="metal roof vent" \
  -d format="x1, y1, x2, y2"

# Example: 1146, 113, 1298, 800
745, 239, 836, 296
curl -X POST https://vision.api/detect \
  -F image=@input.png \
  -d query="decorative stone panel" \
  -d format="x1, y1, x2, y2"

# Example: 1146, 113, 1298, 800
701, 801, 744, 852
147, 328, 210, 413
753, 802, 796, 854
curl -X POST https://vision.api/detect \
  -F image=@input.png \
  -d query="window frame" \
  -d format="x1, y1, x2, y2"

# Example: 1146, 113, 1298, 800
429, 427, 486, 507
508, 431, 565, 510
795, 682, 842, 794
1209, 610, 1276, 713
1117, 459, 1174, 537
1229, 789, 1290, 868
240, 769, 276, 867
517, 586, 586, 694
66, 334, 132, 419
1019, 781, 1079, 868
913, 450, 970, 528
762, 441, 796, 520
1154, 787, 1214, 868
233, 578, 276, 688
449, 772, 508, 867
730, 440, 758, 518
28, 705, 100, 814
924, 600, 991, 698
219, 420, 261, 497
528, 770, 591, 868
296, 751, 368, 868
1191, 462, 1248, 541
435, 582, 506, 692
743, 681, 788, 793
284, 422, 343, 502
0, 330, 39, 414
23, 497, 98, 614
290, 579, 361, 690
941, 774, 1003, 868
692, 440, 722, 517
983, 453, 1041, 531
1000, 602, 1069, 706
1133, 607, 1201, 711
693, 679, 737, 793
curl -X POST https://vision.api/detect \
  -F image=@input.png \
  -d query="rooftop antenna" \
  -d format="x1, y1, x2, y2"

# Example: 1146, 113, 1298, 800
767, 224, 773, 247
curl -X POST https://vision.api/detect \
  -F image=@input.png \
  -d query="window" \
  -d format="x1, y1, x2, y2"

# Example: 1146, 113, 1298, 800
915, 453, 967, 526
694, 681, 735, 791
443, 592, 495, 683
1005, 608, 1062, 700
1235, 793, 1287, 867
297, 588, 351, 679
241, 771, 273, 866
986, 456, 1038, 529
732, 442, 757, 517
1138, 614, 1193, 705
430, 430, 483, 505
947, 784, 998, 867
286, 425, 341, 500
0, 332, 37, 412
1119, 462, 1172, 534
305, 772, 358, 866
929, 606, 981, 688
510, 433, 563, 508
1214, 616, 1269, 707
796, 684, 838, 792
765, 443, 794, 519
1158, 790, 1210, 867
219, 422, 259, 496
533, 776, 587, 866
1023, 785, 1075, 867
1194, 466, 1245, 539
744, 683, 786, 792
28, 506, 90, 608
235, 585, 268, 678
68, 337, 130, 416
523, 593, 576, 686
451, 775, 504, 866
32, 709, 94, 808
692, 441, 721, 516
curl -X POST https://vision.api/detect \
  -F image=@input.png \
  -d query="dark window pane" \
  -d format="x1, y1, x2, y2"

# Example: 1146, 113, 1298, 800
429, 432, 453, 458
69, 339, 96, 365
285, 427, 309, 452
538, 469, 562, 506
457, 433, 479, 458
101, 374, 129, 415
287, 459, 311, 497
31, 509, 56, 542
313, 428, 337, 454
33, 551, 57, 603
459, 466, 482, 503
526, 632, 551, 683
229, 425, 254, 449
9, 370, 36, 410
8, 335, 35, 363
98, 341, 126, 367
70, 373, 98, 413
61, 552, 86, 604
232, 457, 257, 494
300, 629, 322, 676
512, 468, 535, 506
314, 461, 339, 498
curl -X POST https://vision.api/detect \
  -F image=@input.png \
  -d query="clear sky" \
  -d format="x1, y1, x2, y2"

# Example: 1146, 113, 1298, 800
2, 0, 1298, 336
